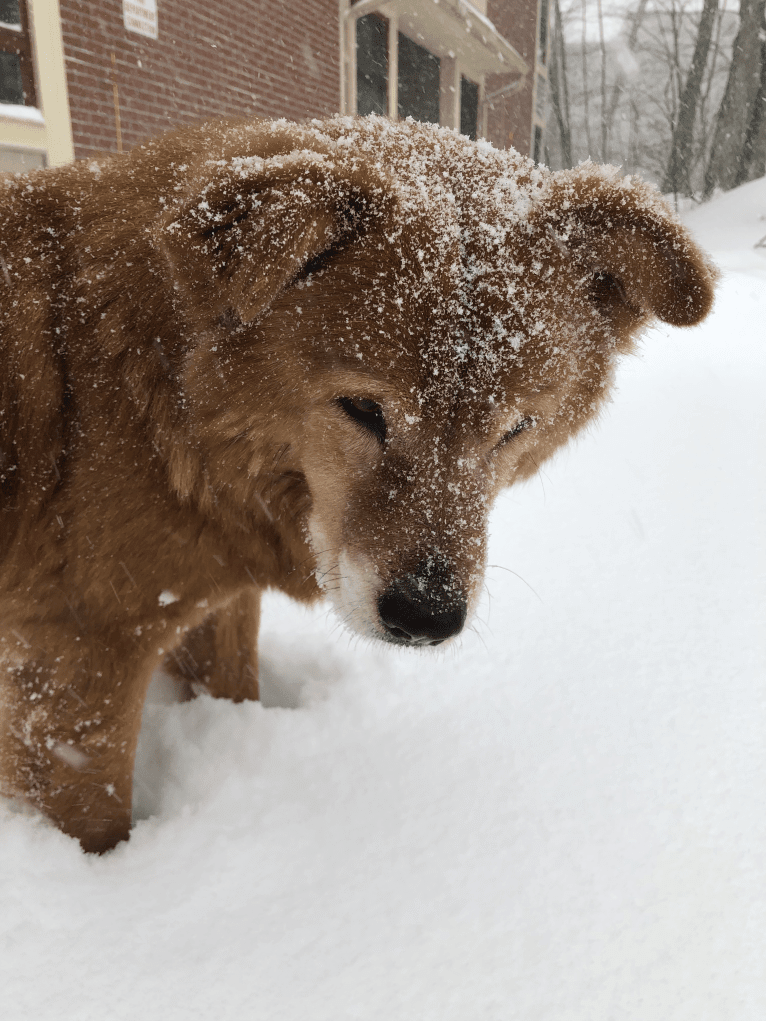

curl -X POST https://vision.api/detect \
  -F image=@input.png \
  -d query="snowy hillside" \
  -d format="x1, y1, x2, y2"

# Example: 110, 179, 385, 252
2, 181, 765, 1020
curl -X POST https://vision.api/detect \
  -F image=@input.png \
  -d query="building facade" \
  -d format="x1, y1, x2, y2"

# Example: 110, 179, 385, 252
0, 0, 548, 172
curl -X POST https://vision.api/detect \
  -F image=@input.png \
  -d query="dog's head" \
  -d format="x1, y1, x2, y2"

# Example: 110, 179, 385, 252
156, 118, 716, 647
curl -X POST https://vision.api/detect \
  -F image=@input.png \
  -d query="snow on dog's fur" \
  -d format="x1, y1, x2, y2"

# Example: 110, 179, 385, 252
0, 116, 715, 851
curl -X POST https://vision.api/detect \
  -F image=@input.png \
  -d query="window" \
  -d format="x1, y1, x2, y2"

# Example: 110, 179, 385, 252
356, 13, 387, 117
0, 0, 36, 106
397, 32, 439, 124
538, 0, 549, 64
0, 49, 22, 104
347, 2, 529, 146
532, 125, 543, 164
0, 0, 21, 23
355, 16, 442, 127
460, 76, 478, 140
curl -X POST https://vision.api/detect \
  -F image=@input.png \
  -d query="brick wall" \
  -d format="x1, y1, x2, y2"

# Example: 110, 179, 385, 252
59, 0, 341, 160
486, 0, 539, 157
57, 1, 538, 161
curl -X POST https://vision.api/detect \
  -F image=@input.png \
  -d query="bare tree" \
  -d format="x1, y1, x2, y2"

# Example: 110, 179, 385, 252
662, 0, 719, 196
734, 0, 766, 183
699, 0, 732, 136
596, 0, 609, 159
546, 0, 738, 196
601, 0, 649, 149
581, 0, 595, 157
704, 0, 765, 195
548, 0, 573, 168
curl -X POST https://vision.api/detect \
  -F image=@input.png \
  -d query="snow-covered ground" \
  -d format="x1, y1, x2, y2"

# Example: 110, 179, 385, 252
2, 180, 765, 1021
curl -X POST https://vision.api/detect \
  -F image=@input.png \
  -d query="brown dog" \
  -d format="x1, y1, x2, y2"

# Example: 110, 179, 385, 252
0, 116, 715, 852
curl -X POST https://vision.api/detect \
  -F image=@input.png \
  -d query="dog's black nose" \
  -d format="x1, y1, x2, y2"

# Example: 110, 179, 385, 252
377, 560, 467, 646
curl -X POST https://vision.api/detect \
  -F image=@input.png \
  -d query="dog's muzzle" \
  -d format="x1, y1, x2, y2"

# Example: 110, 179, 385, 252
377, 559, 467, 646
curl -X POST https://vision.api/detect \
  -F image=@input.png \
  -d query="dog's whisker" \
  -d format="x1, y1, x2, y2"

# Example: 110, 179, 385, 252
486, 564, 543, 603
286, 546, 345, 577
314, 565, 342, 585
466, 623, 490, 654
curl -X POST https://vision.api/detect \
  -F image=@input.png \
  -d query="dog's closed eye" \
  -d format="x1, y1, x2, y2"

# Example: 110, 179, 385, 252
498, 417, 535, 447
337, 397, 387, 444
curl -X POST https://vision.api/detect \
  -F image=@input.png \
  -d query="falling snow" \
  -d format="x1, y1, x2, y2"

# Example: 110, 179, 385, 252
0, 145, 764, 1020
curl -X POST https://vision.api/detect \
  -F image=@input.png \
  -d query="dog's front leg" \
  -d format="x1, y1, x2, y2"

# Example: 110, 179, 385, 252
166, 587, 261, 702
1, 637, 155, 853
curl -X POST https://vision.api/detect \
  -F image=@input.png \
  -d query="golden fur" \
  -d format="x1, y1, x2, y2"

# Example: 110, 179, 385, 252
0, 116, 716, 852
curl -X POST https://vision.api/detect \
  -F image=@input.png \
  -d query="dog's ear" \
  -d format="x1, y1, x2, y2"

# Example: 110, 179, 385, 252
155, 143, 389, 324
537, 163, 717, 328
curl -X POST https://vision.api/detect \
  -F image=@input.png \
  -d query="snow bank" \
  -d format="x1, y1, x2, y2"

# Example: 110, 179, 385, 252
683, 175, 766, 274
1, 185, 764, 1020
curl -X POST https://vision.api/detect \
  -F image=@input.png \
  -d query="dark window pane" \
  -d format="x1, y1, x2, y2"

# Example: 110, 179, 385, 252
397, 33, 440, 124
533, 125, 543, 163
357, 14, 388, 117
460, 76, 478, 140
0, 51, 24, 105
0, 1, 21, 26
538, 0, 548, 63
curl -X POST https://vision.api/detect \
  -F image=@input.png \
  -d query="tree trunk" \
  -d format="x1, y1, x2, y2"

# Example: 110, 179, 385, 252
662, 0, 719, 197
597, 0, 609, 161
704, 0, 765, 197
602, 0, 648, 152
548, 0, 572, 168
734, 2, 766, 184
581, 0, 594, 158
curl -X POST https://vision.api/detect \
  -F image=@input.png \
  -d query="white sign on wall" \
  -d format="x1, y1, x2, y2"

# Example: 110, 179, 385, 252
123, 0, 158, 40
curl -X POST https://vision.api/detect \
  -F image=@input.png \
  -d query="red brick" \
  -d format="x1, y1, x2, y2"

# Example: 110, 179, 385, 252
56, 0, 537, 159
